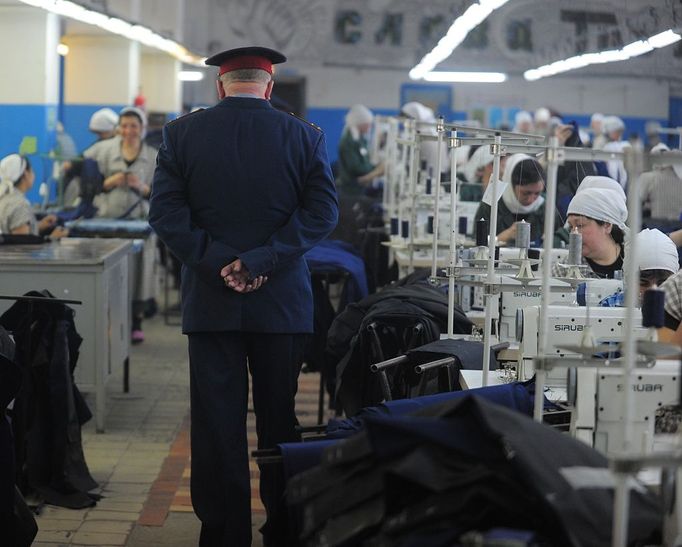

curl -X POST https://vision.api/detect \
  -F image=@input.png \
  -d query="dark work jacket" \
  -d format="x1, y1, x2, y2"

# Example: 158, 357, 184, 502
0, 292, 97, 509
328, 283, 472, 416
289, 396, 661, 547
556, 126, 598, 218
150, 97, 339, 334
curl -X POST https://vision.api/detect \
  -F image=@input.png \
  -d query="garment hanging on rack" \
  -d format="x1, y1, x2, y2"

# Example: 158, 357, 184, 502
0, 291, 97, 509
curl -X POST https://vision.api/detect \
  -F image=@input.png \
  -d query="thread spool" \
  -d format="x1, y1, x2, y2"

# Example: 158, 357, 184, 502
426, 177, 432, 195
401, 220, 409, 239
458, 216, 468, 235
475, 218, 488, 247
427, 215, 434, 234
642, 288, 665, 328
516, 220, 531, 249
390, 218, 399, 236
568, 230, 582, 265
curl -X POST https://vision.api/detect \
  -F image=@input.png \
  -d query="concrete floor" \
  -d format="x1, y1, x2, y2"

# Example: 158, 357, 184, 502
30, 311, 305, 546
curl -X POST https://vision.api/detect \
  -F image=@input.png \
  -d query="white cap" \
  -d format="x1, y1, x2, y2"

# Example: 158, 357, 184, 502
567, 187, 628, 230
514, 110, 532, 126
577, 175, 626, 201
0, 154, 27, 197
89, 108, 119, 133
650, 143, 682, 178
0, 154, 26, 185
534, 107, 550, 123
344, 104, 373, 128
603, 115, 625, 134
120, 106, 147, 127
632, 229, 679, 274
401, 101, 436, 123
591, 112, 604, 124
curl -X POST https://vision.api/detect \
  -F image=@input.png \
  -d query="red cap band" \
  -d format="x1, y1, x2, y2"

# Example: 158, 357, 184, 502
219, 55, 273, 76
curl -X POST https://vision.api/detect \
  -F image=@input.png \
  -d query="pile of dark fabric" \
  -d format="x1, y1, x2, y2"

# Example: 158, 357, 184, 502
0, 291, 98, 510
0, 326, 37, 547
288, 396, 662, 547
327, 274, 472, 416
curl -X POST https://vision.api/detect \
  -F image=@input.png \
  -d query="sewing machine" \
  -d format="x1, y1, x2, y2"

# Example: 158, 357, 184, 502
594, 361, 679, 455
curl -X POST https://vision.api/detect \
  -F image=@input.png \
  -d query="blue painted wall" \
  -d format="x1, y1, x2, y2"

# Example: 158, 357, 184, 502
0, 104, 57, 203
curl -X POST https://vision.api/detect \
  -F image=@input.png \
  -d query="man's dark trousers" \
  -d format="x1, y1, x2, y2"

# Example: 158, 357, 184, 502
188, 331, 305, 547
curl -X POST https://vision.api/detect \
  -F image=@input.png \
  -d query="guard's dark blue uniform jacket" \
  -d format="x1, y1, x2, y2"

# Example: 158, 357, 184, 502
149, 97, 338, 334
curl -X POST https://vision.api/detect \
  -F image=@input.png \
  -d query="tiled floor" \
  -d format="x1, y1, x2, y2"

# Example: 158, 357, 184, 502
31, 313, 323, 546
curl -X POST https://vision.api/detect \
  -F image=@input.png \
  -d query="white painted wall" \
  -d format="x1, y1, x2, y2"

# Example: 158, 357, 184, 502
63, 35, 140, 105
141, 53, 181, 113
0, 7, 59, 104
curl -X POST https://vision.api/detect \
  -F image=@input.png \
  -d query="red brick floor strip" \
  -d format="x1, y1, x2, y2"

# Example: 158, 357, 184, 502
137, 413, 191, 526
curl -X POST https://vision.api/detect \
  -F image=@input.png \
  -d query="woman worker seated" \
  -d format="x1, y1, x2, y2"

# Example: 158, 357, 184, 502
336, 104, 383, 196
474, 153, 567, 246
558, 176, 629, 279
0, 154, 67, 237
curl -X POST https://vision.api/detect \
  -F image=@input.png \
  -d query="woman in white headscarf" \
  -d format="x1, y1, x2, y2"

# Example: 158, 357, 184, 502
85, 106, 155, 219
474, 153, 568, 246
401, 101, 448, 176
336, 104, 384, 195
564, 178, 629, 278
0, 154, 67, 237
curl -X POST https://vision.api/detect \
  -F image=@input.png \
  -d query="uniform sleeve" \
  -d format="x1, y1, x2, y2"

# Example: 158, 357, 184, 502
238, 132, 339, 277
149, 125, 242, 287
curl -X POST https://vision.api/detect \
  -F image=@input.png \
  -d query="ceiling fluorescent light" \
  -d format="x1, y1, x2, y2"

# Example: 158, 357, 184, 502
178, 71, 205, 82
524, 28, 681, 81
648, 29, 682, 48
410, 0, 510, 80
423, 71, 507, 83
17, 0, 206, 66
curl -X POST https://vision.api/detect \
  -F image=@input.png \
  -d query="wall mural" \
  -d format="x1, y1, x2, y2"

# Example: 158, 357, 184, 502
199, 0, 681, 76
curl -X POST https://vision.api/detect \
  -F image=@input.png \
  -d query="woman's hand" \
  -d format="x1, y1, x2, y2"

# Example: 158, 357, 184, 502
103, 172, 126, 191
38, 214, 57, 232
497, 222, 518, 243
126, 174, 150, 197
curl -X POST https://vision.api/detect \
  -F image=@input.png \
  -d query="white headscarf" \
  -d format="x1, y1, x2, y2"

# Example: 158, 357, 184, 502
603, 116, 625, 135
0, 154, 26, 198
650, 143, 682, 178
501, 153, 545, 215
567, 187, 628, 230
629, 229, 679, 274
461, 145, 494, 183
577, 175, 626, 201
513, 110, 532, 132
401, 101, 436, 124
344, 104, 373, 140
534, 107, 550, 124
89, 108, 119, 132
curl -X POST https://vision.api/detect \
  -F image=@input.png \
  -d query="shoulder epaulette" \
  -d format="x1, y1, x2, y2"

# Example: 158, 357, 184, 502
167, 108, 205, 126
288, 112, 322, 132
